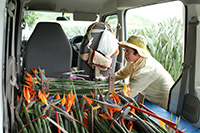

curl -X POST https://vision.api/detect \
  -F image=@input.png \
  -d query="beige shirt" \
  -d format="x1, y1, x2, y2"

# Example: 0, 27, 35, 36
115, 56, 174, 109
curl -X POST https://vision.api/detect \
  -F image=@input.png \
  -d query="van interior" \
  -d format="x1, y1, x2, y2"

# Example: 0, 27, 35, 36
1, 0, 200, 132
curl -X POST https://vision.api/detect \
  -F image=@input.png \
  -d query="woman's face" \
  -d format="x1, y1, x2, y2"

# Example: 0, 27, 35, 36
123, 46, 141, 63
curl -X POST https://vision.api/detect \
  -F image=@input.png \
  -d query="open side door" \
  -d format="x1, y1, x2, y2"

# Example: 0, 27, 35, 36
168, 3, 200, 127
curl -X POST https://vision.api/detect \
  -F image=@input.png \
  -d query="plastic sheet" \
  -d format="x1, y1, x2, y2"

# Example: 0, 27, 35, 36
97, 28, 118, 57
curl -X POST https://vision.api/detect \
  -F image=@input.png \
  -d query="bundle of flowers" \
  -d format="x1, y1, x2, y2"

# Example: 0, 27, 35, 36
14, 68, 184, 133
23, 68, 123, 97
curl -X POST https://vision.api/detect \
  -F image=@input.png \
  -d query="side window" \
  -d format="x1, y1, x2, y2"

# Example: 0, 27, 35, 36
104, 14, 118, 35
125, 1, 185, 81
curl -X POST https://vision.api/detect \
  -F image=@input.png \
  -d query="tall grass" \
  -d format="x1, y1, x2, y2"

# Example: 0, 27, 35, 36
128, 18, 184, 81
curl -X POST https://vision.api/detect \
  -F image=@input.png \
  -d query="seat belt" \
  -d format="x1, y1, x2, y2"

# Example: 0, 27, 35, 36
181, 17, 200, 123
176, 17, 199, 117
115, 22, 123, 71
116, 22, 121, 40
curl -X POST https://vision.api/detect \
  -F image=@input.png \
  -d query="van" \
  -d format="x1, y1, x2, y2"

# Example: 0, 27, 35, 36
1, 0, 200, 132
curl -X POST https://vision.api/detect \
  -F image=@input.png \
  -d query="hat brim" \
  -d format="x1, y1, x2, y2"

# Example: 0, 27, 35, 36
119, 41, 150, 57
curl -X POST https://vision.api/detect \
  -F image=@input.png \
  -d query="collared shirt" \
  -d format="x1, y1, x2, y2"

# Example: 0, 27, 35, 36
115, 56, 174, 109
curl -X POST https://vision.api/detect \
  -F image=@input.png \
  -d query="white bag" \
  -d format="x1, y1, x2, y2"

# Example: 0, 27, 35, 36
97, 28, 118, 57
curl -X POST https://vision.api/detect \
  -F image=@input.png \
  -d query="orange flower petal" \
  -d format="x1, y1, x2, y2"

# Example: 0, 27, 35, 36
128, 121, 133, 131
158, 120, 167, 130
107, 106, 121, 117
55, 92, 61, 100
26, 72, 33, 78
70, 90, 73, 97
40, 93, 47, 104
113, 87, 117, 93
123, 83, 130, 95
107, 106, 121, 112
130, 107, 135, 114
42, 91, 50, 99
112, 93, 120, 103
61, 94, 66, 106
32, 68, 38, 75
99, 114, 109, 119
113, 96, 117, 104
38, 89, 42, 99
23, 86, 31, 103
46, 93, 50, 99
110, 109, 113, 116
26, 81, 33, 87
90, 91, 95, 99
16, 95, 20, 104
43, 92, 47, 98
114, 49, 119, 55
66, 93, 70, 106
66, 94, 76, 111
83, 95, 93, 105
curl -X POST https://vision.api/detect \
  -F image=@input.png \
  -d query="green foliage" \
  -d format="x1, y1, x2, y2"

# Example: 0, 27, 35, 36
35, 12, 59, 20
62, 25, 88, 38
128, 18, 184, 80
24, 11, 39, 30
35, 12, 73, 21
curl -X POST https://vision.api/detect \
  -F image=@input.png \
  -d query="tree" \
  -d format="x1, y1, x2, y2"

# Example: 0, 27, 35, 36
24, 11, 39, 30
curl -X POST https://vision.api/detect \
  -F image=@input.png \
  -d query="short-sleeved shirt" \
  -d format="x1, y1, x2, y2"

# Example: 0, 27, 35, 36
115, 56, 174, 109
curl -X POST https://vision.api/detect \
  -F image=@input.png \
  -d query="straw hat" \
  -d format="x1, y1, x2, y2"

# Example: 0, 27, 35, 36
119, 35, 150, 57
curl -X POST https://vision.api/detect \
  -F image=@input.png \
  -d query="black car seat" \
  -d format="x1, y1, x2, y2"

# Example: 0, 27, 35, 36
24, 22, 72, 78
77, 22, 118, 80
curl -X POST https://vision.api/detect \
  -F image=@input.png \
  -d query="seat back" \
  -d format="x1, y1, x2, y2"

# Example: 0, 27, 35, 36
77, 22, 118, 80
24, 22, 72, 78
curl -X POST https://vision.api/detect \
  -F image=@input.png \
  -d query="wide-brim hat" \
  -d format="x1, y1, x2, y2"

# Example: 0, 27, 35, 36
118, 35, 150, 57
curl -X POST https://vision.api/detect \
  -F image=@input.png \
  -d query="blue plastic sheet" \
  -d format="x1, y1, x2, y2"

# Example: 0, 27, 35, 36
144, 100, 200, 133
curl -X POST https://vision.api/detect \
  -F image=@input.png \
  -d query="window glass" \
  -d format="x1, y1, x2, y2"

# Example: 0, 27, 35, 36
23, 11, 99, 40
125, 1, 185, 81
104, 14, 118, 35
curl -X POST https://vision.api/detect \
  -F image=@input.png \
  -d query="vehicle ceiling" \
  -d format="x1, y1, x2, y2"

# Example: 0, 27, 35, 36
24, 0, 173, 15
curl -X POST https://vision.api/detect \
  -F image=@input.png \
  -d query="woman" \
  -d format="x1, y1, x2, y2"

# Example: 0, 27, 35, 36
115, 35, 174, 109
